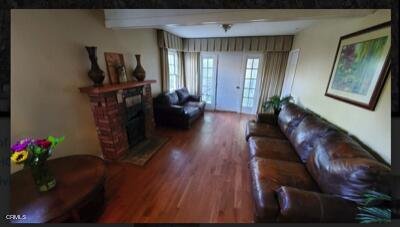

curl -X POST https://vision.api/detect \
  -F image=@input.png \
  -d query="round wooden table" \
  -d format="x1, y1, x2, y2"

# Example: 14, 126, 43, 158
11, 155, 106, 223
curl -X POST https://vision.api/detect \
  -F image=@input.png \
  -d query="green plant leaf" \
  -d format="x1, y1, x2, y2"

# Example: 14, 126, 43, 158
357, 190, 392, 223
262, 95, 293, 113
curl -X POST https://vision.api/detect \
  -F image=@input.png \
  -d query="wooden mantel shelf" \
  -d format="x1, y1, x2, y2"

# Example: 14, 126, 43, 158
79, 80, 156, 95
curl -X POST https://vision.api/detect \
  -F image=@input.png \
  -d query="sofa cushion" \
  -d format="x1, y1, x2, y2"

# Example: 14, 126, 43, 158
275, 186, 357, 222
278, 103, 310, 138
248, 137, 300, 163
289, 115, 334, 163
165, 92, 180, 105
185, 101, 206, 112
306, 131, 391, 204
249, 157, 319, 222
245, 121, 286, 141
176, 88, 190, 104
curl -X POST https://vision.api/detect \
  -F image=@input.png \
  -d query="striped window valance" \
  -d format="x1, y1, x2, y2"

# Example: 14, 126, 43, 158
157, 30, 293, 52
157, 30, 184, 51
183, 36, 293, 52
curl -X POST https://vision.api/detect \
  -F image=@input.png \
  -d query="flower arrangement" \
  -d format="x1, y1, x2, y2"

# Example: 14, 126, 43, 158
11, 136, 64, 192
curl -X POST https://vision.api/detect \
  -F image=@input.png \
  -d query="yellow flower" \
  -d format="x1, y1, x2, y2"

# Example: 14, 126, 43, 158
11, 150, 29, 164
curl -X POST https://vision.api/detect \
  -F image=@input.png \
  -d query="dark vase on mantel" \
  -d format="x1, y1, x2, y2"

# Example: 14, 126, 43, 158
133, 54, 146, 81
85, 46, 105, 86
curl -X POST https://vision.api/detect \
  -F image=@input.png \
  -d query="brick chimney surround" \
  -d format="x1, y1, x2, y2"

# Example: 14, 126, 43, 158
79, 80, 156, 160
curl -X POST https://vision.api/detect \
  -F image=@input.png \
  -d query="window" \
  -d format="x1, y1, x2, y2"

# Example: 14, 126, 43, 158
242, 58, 260, 108
168, 50, 179, 91
201, 57, 214, 104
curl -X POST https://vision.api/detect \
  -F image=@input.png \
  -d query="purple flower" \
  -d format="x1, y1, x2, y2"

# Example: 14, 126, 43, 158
11, 138, 32, 153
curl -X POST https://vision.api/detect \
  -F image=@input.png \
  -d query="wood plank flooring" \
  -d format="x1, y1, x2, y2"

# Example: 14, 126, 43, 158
98, 112, 254, 223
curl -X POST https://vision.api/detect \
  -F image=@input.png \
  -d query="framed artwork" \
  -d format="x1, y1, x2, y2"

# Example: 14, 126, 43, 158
325, 22, 391, 110
104, 52, 125, 84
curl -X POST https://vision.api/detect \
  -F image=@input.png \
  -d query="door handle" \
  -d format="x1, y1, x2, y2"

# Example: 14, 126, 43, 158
236, 86, 240, 89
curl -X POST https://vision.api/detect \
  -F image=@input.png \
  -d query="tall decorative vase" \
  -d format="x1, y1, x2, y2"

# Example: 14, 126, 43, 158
30, 162, 56, 192
85, 46, 105, 86
133, 54, 146, 81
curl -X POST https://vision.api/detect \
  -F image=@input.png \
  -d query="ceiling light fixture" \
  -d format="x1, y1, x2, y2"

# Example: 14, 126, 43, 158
165, 24, 180, 27
203, 21, 217, 24
221, 24, 233, 32
251, 19, 266, 22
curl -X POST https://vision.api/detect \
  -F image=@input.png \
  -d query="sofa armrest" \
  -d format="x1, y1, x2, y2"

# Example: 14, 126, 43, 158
188, 95, 201, 102
276, 186, 358, 222
256, 113, 276, 124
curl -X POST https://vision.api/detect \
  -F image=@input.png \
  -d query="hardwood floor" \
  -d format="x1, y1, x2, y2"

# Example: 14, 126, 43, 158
98, 112, 255, 223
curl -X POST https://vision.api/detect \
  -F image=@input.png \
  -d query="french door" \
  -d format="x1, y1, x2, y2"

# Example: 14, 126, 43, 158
240, 54, 263, 114
200, 54, 218, 110
199, 52, 263, 114
215, 52, 244, 112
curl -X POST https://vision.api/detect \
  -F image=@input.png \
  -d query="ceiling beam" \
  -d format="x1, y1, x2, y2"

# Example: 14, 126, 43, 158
104, 9, 376, 29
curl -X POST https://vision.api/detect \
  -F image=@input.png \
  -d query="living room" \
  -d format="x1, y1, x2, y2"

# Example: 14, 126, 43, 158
9, 9, 392, 223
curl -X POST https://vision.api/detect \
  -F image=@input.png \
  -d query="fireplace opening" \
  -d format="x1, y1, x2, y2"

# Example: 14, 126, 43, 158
122, 88, 145, 148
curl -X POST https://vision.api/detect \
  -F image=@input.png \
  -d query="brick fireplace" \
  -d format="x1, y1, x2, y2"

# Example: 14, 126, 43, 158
79, 80, 156, 160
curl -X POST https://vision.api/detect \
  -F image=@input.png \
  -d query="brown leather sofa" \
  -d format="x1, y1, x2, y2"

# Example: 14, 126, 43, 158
245, 103, 391, 222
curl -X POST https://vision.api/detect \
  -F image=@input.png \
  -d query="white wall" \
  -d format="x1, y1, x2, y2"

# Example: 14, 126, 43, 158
291, 10, 391, 163
11, 10, 161, 173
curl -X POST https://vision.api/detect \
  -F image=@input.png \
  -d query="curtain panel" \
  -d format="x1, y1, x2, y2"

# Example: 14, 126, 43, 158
157, 30, 186, 92
257, 52, 290, 113
178, 51, 186, 89
184, 52, 200, 95
159, 48, 170, 93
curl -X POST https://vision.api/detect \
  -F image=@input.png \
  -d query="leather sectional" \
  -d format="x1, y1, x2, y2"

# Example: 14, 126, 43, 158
245, 103, 391, 222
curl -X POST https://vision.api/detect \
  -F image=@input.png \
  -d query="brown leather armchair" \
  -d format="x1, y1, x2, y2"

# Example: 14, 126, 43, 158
154, 88, 205, 129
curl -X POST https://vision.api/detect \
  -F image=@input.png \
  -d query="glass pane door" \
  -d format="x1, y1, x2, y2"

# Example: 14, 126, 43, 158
241, 56, 262, 114
200, 54, 217, 110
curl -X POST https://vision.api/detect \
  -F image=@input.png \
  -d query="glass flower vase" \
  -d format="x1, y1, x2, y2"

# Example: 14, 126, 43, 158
30, 162, 57, 192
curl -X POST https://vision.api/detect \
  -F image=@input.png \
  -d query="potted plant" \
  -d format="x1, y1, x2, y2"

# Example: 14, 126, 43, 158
10, 136, 64, 192
356, 190, 391, 223
262, 95, 293, 121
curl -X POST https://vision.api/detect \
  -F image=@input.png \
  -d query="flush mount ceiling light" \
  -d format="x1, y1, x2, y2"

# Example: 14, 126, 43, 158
221, 24, 233, 32
202, 21, 217, 24
250, 19, 266, 22
165, 24, 180, 27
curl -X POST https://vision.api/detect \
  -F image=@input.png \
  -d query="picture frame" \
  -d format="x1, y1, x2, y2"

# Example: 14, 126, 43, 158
325, 22, 391, 110
116, 65, 128, 83
104, 52, 126, 84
